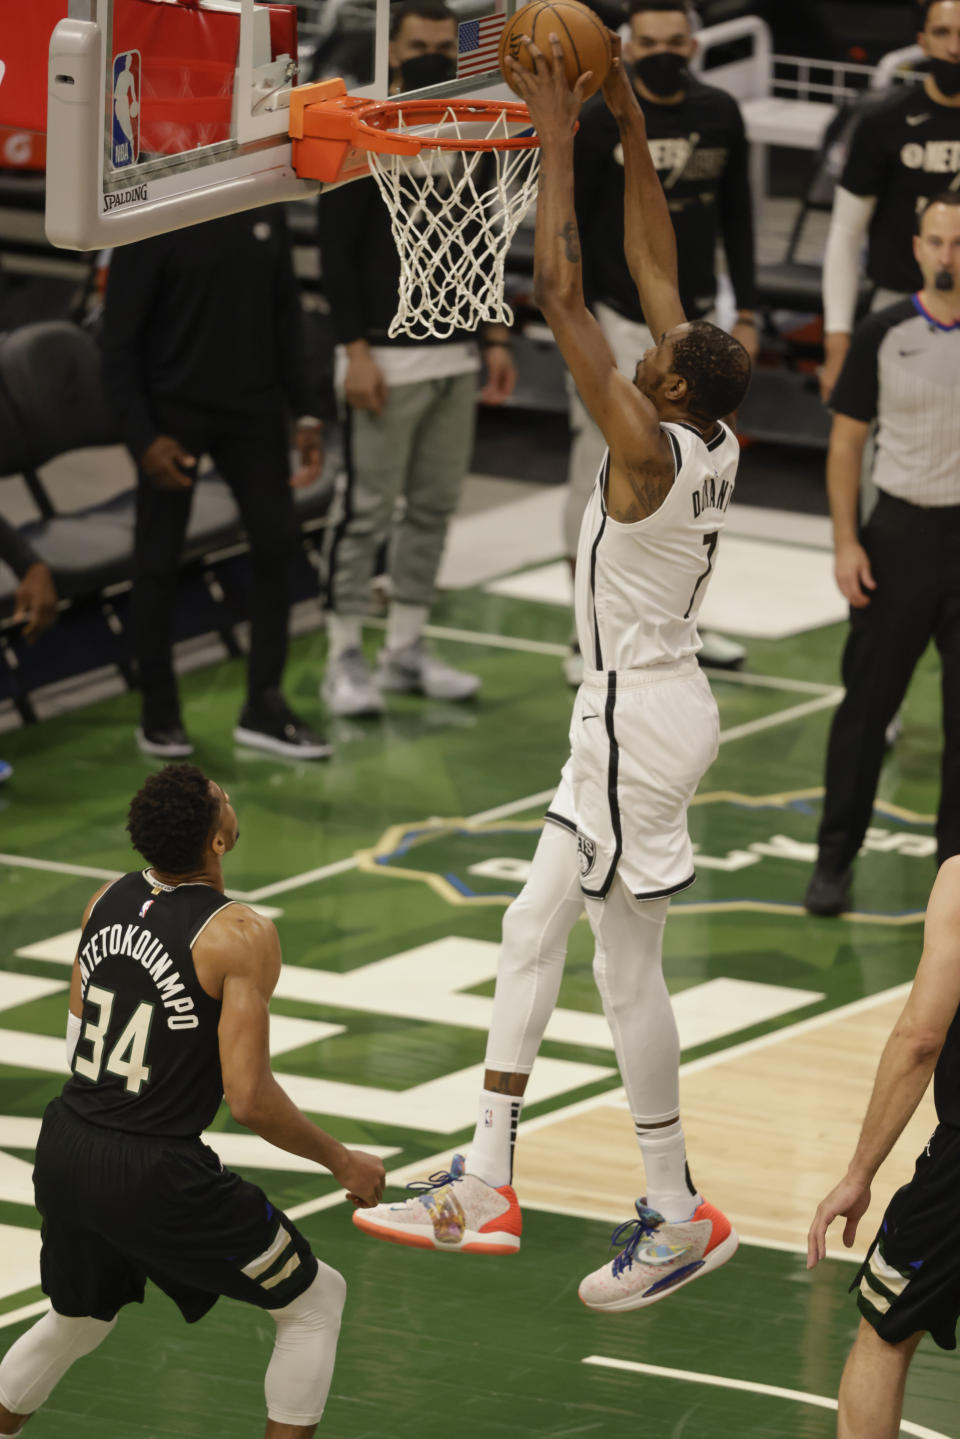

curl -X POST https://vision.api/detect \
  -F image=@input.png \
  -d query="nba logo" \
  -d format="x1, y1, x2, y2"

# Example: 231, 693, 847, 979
139, 898, 154, 919
112, 51, 141, 169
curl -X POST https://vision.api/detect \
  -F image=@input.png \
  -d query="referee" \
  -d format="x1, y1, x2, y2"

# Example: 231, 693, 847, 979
805, 194, 960, 916
820, 0, 960, 402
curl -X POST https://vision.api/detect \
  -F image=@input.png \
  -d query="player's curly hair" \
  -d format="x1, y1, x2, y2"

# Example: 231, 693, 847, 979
671, 320, 752, 426
126, 763, 221, 875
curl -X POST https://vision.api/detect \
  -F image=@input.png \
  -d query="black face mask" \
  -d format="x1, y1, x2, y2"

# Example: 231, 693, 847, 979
633, 51, 688, 97
929, 56, 960, 97
398, 52, 456, 91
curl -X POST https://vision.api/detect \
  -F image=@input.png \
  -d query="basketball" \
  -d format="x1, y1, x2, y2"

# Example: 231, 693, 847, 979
499, 0, 613, 102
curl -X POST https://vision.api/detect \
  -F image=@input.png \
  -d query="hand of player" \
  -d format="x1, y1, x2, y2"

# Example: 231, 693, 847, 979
834, 540, 876, 608
479, 344, 516, 406
807, 1172, 872, 1269
141, 434, 196, 491
505, 34, 592, 139
13, 562, 58, 639
331, 1147, 386, 1208
731, 318, 759, 364
600, 35, 640, 123
819, 333, 851, 405
344, 352, 388, 416
290, 420, 325, 489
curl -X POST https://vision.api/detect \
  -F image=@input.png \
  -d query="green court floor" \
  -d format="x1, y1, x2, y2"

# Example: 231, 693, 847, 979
0, 582, 955, 1437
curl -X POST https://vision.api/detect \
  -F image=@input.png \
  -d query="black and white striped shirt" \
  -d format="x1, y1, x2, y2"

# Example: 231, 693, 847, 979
831, 295, 960, 508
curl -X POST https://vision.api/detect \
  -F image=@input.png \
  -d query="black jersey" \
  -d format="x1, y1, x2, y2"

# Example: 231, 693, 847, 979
840, 86, 960, 295
573, 78, 757, 324
61, 871, 233, 1138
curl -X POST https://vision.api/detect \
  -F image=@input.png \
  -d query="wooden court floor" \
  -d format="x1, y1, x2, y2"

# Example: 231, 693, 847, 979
0, 583, 956, 1437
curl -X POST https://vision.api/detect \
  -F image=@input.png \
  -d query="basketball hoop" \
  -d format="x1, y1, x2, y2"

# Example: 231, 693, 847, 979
291, 80, 541, 340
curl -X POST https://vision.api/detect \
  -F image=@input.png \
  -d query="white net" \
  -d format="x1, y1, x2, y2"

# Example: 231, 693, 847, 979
366, 106, 540, 341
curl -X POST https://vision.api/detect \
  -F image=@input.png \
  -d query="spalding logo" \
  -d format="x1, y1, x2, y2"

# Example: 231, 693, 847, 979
577, 833, 597, 877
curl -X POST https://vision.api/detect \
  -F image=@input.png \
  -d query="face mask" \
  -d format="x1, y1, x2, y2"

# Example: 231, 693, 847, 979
929, 56, 960, 97
633, 51, 688, 97
399, 52, 456, 91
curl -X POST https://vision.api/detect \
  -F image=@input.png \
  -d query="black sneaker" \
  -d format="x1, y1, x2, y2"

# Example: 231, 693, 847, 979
803, 865, 852, 917
234, 702, 332, 760
136, 725, 194, 758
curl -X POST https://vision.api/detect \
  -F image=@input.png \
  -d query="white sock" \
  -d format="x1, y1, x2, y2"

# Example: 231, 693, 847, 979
326, 613, 363, 660
464, 1090, 522, 1188
635, 1119, 701, 1222
385, 603, 429, 653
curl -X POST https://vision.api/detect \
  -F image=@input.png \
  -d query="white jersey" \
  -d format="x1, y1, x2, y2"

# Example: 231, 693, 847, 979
573, 420, 740, 672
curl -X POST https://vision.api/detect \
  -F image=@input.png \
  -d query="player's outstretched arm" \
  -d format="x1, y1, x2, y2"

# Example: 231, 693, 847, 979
209, 908, 385, 1207
600, 42, 685, 343
506, 36, 664, 486
807, 857, 960, 1267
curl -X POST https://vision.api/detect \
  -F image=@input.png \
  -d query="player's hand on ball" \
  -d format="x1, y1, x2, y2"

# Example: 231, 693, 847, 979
505, 34, 592, 136
334, 1148, 386, 1208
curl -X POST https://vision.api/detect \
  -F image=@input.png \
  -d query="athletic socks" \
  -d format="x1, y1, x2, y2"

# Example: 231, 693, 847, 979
634, 1119, 702, 1222
325, 613, 363, 661
464, 1090, 523, 1189
385, 603, 429, 653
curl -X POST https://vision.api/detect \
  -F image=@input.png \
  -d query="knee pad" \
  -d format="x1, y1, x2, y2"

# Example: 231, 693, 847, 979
0, 1310, 116, 1416
265, 1264, 346, 1427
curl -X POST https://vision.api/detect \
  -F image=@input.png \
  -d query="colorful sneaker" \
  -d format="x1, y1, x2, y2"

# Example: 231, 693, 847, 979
352, 1154, 521, 1254
578, 1198, 738, 1312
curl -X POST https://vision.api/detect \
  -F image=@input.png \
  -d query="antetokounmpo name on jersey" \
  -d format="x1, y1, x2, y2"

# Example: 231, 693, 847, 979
691, 473, 732, 518
78, 924, 199, 1029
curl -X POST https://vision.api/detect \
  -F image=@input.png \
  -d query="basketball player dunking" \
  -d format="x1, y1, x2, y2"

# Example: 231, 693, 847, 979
0, 764, 384, 1437
353, 37, 752, 1310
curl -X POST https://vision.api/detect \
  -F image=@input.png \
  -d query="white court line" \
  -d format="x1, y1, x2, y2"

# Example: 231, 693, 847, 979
0, 654, 840, 899
0, 853, 118, 883
581, 1357, 950, 1439
0, 1299, 49, 1332
702, 666, 836, 696
717, 691, 842, 745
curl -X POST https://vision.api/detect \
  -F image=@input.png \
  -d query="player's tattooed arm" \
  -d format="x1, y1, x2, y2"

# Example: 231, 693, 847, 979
560, 220, 581, 264
612, 458, 676, 523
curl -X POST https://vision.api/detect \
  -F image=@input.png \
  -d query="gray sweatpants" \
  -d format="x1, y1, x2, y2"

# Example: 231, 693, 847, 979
325, 372, 477, 615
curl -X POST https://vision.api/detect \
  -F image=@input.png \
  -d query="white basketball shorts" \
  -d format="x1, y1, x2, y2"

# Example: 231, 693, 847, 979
546, 658, 719, 901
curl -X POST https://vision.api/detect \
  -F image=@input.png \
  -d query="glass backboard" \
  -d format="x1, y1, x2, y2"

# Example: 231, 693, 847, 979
45, 0, 519, 250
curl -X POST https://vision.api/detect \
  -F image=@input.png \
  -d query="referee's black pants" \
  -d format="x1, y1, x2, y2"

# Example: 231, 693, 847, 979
131, 400, 299, 731
818, 490, 960, 873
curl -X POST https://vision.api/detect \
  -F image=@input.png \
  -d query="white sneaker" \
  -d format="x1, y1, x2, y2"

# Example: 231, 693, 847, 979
563, 642, 584, 689
321, 648, 384, 717
698, 632, 746, 669
578, 1198, 738, 1312
352, 1154, 522, 1254
376, 642, 480, 701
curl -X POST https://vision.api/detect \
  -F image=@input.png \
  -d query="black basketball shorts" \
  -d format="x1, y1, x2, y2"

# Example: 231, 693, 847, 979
853, 1123, 960, 1351
33, 1098, 319, 1324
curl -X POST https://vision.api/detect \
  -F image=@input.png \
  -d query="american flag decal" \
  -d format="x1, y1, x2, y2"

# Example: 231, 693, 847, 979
457, 13, 506, 78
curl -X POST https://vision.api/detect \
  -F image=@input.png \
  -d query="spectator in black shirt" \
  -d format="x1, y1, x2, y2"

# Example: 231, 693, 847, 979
317, 0, 515, 719
560, 0, 758, 684
0, 519, 57, 783
820, 0, 960, 401
101, 209, 331, 761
